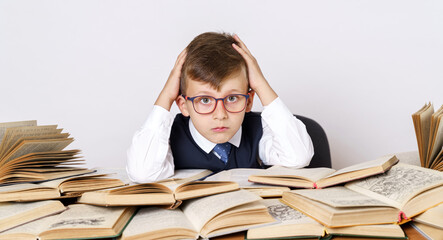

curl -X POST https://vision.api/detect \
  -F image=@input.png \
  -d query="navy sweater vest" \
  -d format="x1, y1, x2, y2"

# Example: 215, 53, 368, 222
170, 112, 263, 172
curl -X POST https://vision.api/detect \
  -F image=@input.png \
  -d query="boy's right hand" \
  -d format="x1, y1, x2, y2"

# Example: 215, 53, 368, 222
154, 49, 187, 111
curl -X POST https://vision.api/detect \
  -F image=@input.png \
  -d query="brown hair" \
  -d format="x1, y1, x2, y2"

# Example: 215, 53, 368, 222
180, 32, 247, 94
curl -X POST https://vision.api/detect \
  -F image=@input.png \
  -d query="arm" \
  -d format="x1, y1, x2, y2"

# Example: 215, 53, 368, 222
126, 106, 175, 182
232, 36, 313, 167
259, 98, 314, 167
232, 35, 277, 106
126, 50, 187, 182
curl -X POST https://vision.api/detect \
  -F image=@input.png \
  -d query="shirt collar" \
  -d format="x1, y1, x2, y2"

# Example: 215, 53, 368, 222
189, 118, 242, 154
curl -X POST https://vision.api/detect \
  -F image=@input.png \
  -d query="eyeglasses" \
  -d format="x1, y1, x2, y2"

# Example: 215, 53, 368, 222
182, 94, 250, 114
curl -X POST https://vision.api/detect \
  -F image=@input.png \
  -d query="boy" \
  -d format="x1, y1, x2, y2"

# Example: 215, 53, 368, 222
127, 32, 314, 183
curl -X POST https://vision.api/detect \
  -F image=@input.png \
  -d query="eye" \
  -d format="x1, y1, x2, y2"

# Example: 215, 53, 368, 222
199, 97, 212, 104
226, 95, 238, 103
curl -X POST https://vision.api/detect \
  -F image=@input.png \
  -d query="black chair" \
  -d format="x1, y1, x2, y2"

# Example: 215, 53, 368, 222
295, 115, 331, 168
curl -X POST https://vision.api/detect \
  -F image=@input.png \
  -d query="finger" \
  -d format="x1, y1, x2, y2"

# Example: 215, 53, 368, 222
174, 49, 187, 68
233, 34, 252, 56
232, 43, 253, 64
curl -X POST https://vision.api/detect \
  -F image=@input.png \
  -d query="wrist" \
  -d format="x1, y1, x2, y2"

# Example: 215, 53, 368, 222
155, 90, 177, 111
253, 81, 278, 106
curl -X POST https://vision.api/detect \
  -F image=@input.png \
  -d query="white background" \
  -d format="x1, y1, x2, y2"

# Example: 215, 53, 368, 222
1, 0, 442, 169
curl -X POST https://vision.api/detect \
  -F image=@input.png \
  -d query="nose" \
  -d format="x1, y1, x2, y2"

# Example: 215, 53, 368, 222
212, 99, 228, 119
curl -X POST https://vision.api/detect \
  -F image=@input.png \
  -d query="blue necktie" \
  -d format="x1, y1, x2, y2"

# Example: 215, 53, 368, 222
213, 143, 232, 164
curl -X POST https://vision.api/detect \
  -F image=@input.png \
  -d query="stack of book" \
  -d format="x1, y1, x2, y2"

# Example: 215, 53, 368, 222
1, 120, 442, 239
267, 162, 443, 239
0, 167, 275, 239
0, 120, 87, 185
210, 155, 442, 239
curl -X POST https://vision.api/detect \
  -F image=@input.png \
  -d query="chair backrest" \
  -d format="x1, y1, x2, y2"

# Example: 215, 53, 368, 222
294, 115, 331, 168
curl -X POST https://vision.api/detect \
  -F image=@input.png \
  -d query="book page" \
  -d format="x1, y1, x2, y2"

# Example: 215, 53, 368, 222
0, 200, 61, 220
44, 204, 127, 231
156, 169, 213, 186
326, 224, 405, 238
257, 165, 335, 182
326, 155, 396, 178
39, 171, 122, 190
181, 189, 261, 232
412, 103, 434, 166
0, 183, 44, 193
122, 207, 197, 239
1, 139, 74, 164
205, 168, 268, 187
246, 199, 325, 239
90, 168, 132, 185
427, 108, 443, 167
345, 163, 443, 208
0, 126, 62, 159
292, 187, 391, 208
414, 203, 443, 229
0, 120, 37, 145
0, 214, 58, 237
169, 169, 212, 180
262, 198, 318, 225
0, 125, 59, 159
412, 222, 443, 240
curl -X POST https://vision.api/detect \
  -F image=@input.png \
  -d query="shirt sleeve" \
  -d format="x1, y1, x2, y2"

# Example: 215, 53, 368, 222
126, 105, 175, 183
259, 97, 314, 168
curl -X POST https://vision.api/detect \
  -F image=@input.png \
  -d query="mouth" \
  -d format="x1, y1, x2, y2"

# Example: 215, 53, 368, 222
212, 127, 228, 132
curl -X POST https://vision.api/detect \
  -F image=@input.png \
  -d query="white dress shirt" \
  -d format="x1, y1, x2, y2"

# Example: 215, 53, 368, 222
126, 97, 314, 183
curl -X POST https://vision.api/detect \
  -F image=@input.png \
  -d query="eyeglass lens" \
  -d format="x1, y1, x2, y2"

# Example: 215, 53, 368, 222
193, 95, 247, 114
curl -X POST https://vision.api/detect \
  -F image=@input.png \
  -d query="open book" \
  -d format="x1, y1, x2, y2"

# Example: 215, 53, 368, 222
78, 169, 239, 208
0, 204, 136, 240
205, 168, 290, 197
0, 120, 87, 185
121, 189, 275, 239
246, 199, 406, 239
412, 103, 443, 171
282, 163, 443, 227
0, 170, 126, 202
410, 222, 443, 240
413, 203, 443, 229
0, 200, 66, 233
249, 155, 398, 189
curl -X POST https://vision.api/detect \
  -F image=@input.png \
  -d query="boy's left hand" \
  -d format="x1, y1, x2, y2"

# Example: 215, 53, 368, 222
232, 35, 278, 106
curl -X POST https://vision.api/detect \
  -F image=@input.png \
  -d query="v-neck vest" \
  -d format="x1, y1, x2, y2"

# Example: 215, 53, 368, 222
170, 112, 263, 172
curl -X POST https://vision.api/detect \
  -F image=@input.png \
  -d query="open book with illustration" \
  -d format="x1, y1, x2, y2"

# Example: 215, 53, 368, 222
205, 168, 290, 197
121, 190, 275, 239
0, 120, 88, 185
0, 200, 66, 233
246, 199, 406, 240
0, 204, 136, 240
0, 170, 126, 202
249, 155, 398, 189
412, 103, 443, 171
78, 169, 239, 208
282, 163, 443, 228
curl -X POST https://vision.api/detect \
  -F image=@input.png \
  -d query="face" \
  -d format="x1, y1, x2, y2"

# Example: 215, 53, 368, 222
177, 68, 254, 144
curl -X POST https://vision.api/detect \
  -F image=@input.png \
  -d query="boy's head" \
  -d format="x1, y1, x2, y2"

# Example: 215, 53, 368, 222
179, 32, 248, 94
177, 32, 255, 144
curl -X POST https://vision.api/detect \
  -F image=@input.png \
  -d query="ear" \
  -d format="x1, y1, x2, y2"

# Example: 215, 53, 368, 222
245, 90, 255, 112
176, 95, 190, 117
